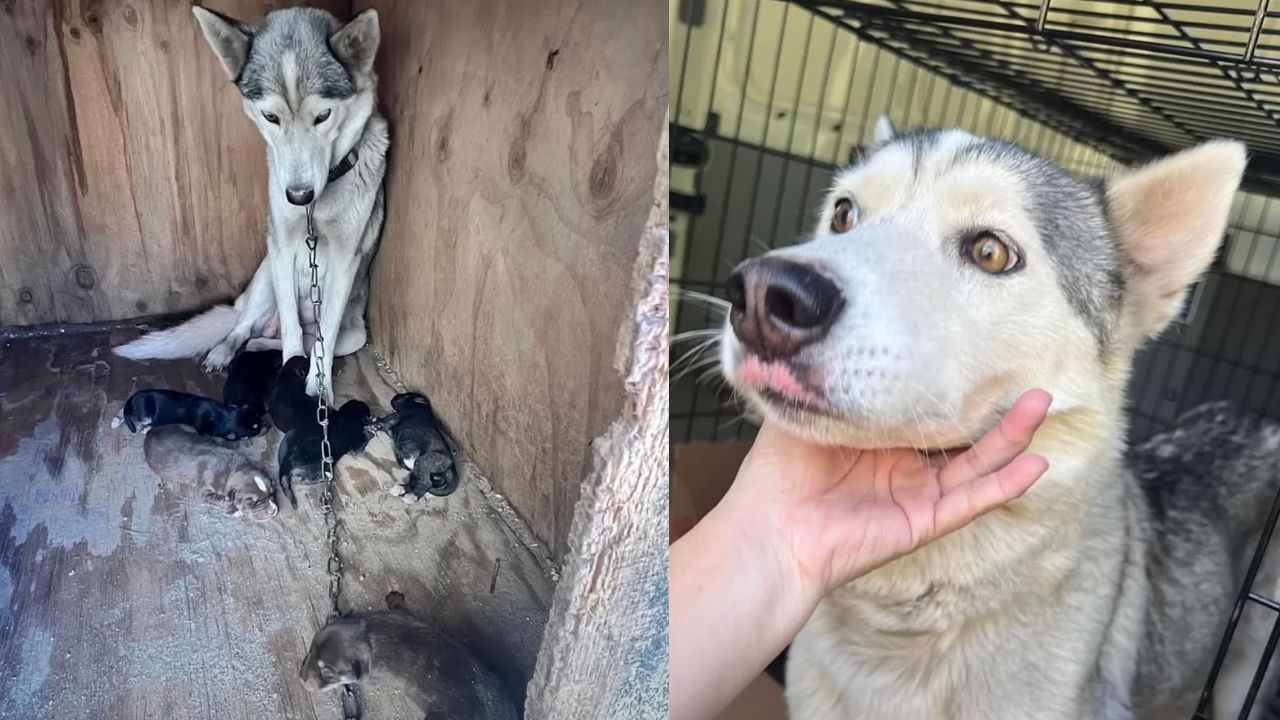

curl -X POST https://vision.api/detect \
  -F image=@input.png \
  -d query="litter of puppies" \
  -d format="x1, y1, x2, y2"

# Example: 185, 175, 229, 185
113, 345, 461, 519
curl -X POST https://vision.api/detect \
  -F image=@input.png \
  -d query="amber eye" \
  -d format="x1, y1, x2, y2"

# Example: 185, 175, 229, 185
830, 198, 858, 233
967, 232, 1020, 274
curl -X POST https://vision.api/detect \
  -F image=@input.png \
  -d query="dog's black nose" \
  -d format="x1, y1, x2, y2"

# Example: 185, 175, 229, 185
726, 257, 844, 360
286, 185, 315, 206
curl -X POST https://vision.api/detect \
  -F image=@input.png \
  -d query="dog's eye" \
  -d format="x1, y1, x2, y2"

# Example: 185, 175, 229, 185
967, 232, 1020, 274
314, 110, 331, 125
830, 198, 858, 233
262, 111, 280, 125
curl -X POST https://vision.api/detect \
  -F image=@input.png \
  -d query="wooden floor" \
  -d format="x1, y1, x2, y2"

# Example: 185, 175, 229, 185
0, 326, 554, 719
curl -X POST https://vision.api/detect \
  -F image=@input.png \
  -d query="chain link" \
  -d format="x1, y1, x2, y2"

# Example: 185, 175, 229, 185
305, 203, 361, 720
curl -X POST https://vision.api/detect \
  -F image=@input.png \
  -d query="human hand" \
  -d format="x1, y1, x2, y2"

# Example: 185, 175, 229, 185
719, 389, 1052, 603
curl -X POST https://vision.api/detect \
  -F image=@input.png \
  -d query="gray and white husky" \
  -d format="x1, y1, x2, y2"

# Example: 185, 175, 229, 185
721, 117, 1280, 719
115, 6, 389, 402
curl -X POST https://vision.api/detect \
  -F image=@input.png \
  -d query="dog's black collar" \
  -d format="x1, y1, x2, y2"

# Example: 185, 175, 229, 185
327, 149, 359, 183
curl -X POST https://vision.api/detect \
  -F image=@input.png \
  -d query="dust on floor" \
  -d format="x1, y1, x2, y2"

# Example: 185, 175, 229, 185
0, 326, 554, 719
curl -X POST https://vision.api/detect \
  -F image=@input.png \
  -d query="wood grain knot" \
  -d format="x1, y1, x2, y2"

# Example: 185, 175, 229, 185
545, 49, 560, 71
122, 4, 138, 27
69, 27, 81, 40
23, 35, 39, 55
195, 275, 209, 290
18, 289, 33, 304
506, 122, 527, 184
83, 10, 102, 34
436, 113, 451, 162
73, 266, 96, 290
589, 146, 619, 200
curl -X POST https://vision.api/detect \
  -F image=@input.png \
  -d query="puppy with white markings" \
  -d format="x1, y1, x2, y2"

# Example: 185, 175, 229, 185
375, 392, 459, 501
144, 427, 278, 521
113, 389, 264, 441
300, 591, 518, 719
718, 118, 1280, 719
114, 6, 389, 404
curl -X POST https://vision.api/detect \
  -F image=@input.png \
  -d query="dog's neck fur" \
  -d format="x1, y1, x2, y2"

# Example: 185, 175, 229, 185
830, 389, 1131, 633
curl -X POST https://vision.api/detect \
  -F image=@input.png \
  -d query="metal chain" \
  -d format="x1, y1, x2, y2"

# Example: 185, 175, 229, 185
305, 203, 362, 720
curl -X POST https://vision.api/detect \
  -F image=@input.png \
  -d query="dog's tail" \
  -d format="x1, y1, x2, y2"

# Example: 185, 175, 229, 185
114, 305, 237, 360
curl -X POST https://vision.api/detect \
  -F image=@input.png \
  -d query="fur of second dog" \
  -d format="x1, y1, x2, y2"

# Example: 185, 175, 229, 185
144, 427, 278, 521
718, 117, 1278, 719
300, 591, 518, 719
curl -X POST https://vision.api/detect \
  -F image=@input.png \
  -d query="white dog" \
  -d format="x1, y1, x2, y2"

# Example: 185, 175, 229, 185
115, 6, 389, 403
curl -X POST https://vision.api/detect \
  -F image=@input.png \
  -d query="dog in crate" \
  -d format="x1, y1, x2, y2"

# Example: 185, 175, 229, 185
719, 116, 1280, 719
114, 6, 389, 404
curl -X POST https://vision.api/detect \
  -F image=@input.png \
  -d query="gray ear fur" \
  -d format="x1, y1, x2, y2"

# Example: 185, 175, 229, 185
872, 115, 897, 145
192, 6, 253, 81
330, 9, 380, 75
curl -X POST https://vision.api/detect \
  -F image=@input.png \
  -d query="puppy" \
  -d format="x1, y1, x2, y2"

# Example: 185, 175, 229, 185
112, 389, 263, 441
276, 400, 373, 508
375, 393, 459, 501
223, 348, 282, 422
143, 427, 278, 521
300, 592, 518, 719
269, 355, 320, 433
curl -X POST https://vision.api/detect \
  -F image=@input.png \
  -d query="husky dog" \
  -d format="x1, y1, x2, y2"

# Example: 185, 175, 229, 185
114, 6, 389, 404
720, 118, 1280, 719
300, 591, 519, 719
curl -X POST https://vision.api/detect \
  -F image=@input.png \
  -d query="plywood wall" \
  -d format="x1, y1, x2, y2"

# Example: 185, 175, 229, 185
359, 0, 668, 556
0, 0, 344, 327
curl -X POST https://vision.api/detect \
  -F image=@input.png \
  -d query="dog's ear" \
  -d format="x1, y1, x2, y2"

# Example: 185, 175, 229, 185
330, 9, 380, 75
872, 115, 897, 145
1108, 140, 1245, 347
192, 6, 253, 81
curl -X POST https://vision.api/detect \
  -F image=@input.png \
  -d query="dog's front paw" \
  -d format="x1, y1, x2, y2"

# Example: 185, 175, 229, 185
388, 484, 407, 497
203, 342, 236, 372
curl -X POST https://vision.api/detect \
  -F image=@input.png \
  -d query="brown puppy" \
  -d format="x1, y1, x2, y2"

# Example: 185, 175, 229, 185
143, 427, 278, 521
300, 592, 518, 719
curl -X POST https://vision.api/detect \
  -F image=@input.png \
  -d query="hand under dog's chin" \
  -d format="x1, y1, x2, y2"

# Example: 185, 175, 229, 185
746, 390, 985, 450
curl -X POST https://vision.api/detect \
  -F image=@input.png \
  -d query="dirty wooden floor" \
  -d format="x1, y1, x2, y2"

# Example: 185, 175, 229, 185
0, 326, 554, 720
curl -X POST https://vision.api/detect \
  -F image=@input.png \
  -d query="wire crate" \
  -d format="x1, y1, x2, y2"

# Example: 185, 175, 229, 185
670, 1, 1280, 716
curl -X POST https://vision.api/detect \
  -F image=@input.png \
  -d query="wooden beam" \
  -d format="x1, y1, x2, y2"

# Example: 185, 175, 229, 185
524, 126, 670, 719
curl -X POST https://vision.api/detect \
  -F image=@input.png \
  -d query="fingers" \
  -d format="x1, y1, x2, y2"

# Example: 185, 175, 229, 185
938, 389, 1052, 491
933, 453, 1049, 538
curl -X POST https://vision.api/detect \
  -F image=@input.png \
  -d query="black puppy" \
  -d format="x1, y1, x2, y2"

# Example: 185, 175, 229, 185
375, 393, 459, 501
269, 355, 320, 433
112, 389, 262, 441
276, 400, 373, 508
223, 349, 282, 425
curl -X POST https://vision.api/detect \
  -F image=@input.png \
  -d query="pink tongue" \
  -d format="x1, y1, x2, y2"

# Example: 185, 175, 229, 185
738, 357, 819, 402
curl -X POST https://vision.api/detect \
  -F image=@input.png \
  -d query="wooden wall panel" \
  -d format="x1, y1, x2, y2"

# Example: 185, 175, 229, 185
359, 0, 667, 556
0, 0, 345, 327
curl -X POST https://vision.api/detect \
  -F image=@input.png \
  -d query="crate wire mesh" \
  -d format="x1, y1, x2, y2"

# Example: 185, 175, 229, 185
670, 0, 1280, 716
